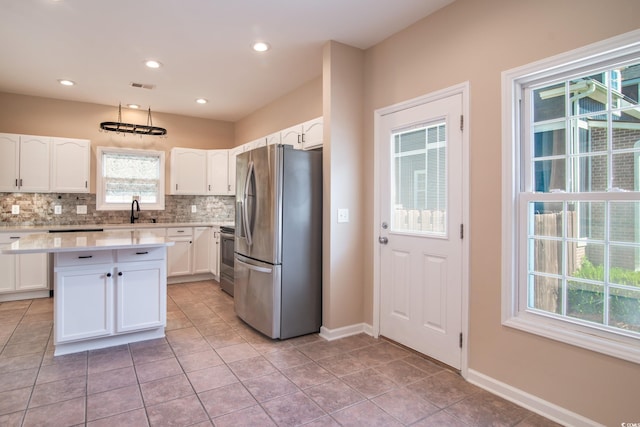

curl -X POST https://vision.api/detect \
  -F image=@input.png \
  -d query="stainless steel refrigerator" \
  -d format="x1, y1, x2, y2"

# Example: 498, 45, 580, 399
234, 144, 322, 339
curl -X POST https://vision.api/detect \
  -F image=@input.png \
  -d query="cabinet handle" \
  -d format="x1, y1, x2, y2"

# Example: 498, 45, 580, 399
19, 178, 22, 186
208, 184, 211, 191
85, 181, 88, 188
118, 272, 123, 276
135, 251, 149, 255
15, 179, 18, 187
9, 236, 19, 239
106, 273, 112, 277
189, 241, 192, 244
78, 255, 93, 259
176, 184, 178, 191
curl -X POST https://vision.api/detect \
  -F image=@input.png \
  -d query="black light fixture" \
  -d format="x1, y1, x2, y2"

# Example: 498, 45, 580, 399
99, 103, 167, 137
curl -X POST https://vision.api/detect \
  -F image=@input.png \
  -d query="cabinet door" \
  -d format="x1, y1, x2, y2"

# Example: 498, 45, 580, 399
265, 132, 280, 146
116, 261, 166, 332
55, 267, 114, 343
0, 253, 16, 293
19, 135, 50, 192
51, 138, 90, 192
171, 148, 207, 195
302, 117, 323, 150
167, 236, 193, 276
16, 252, 48, 291
207, 150, 229, 195
211, 229, 220, 277
244, 138, 266, 153
227, 146, 244, 196
192, 227, 211, 274
0, 134, 19, 192
281, 125, 303, 150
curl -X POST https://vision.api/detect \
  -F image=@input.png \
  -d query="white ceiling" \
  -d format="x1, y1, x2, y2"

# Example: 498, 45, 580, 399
0, 0, 454, 122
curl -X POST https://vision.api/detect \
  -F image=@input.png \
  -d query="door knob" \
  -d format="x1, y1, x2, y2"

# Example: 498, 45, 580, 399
379, 236, 388, 244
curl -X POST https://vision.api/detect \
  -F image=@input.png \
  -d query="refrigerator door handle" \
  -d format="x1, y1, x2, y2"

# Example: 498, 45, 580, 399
242, 160, 254, 246
235, 257, 272, 274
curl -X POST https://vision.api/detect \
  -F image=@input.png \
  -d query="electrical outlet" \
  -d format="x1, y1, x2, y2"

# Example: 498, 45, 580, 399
191, 205, 197, 213
76, 205, 87, 215
11, 205, 19, 215
54, 205, 62, 215
337, 208, 349, 223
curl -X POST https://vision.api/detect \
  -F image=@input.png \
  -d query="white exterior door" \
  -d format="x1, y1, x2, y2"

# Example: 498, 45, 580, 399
378, 92, 464, 369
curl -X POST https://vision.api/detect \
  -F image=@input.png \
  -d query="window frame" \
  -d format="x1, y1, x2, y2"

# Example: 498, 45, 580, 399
502, 30, 640, 364
96, 146, 166, 211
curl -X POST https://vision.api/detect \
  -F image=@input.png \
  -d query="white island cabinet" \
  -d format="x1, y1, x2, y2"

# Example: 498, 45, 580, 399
0, 230, 173, 356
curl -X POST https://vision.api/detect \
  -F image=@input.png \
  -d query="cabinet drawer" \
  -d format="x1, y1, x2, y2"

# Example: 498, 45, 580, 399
117, 247, 166, 262
55, 250, 114, 267
167, 227, 193, 237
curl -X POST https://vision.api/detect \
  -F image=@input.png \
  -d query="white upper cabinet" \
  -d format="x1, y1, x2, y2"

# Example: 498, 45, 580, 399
171, 148, 208, 195
0, 133, 50, 192
244, 138, 267, 153
0, 134, 19, 192
51, 138, 90, 193
280, 124, 303, 150
301, 117, 323, 150
227, 145, 244, 196
207, 150, 229, 195
266, 132, 280, 146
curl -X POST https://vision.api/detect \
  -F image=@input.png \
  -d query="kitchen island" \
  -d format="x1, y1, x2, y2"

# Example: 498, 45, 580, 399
0, 230, 174, 355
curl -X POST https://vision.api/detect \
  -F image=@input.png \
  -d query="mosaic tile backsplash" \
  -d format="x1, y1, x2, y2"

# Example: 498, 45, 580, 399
0, 193, 235, 226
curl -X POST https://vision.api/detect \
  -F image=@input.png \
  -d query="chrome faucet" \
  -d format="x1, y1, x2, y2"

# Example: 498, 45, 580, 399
131, 199, 140, 223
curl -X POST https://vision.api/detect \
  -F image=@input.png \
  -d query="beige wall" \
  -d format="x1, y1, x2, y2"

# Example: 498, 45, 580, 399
233, 77, 322, 146
322, 41, 365, 329
0, 92, 235, 192
361, 0, 640, 425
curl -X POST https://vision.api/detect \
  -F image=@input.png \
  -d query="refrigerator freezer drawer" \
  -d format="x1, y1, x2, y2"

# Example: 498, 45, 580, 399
234, 254, 281, 339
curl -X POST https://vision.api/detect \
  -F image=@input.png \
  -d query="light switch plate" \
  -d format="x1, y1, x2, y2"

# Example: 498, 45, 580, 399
54, 205, 62, 215
191, 205, 197, 213
337, 208, 349, 223
11, 205, 19, 215
76, 205, 87, 214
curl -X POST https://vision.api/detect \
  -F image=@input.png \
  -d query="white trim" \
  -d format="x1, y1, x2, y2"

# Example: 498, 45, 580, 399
466, 369, 604, 427
319, 323, 372, 341
501, 29, 640, 364
373, 82, 470, 378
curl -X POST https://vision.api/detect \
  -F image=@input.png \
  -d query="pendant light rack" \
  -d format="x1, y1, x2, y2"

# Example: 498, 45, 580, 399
100, 103, 167, 137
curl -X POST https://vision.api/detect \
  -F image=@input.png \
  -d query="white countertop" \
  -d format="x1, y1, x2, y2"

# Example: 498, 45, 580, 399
0, 222, 234, 233
0, 230, 175, 254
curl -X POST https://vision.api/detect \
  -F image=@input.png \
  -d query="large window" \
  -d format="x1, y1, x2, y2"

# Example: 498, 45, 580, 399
96, 147, 165, 210
503, 31, 640, 363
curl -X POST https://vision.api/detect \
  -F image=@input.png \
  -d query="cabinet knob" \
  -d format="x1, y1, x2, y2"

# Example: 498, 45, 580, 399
118, 272, 123, 276
106, 273, 112, 277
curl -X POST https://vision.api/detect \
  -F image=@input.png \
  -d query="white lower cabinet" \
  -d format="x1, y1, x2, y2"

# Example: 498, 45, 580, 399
193, 227, 211, 274
55, 266, 114, 343
116, 260, 166, 332
211, 227, 220, 278
54, 249, 167, 348
167, 227, 193, 277
0, 232, 48, 300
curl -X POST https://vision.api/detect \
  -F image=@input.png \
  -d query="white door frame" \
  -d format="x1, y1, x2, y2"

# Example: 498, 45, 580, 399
372, 82, 470, 377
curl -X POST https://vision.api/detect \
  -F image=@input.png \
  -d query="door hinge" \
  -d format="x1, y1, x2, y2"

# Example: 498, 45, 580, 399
460, 115, 464, 131
460, 224, 464, 239
459, 332, 463, 348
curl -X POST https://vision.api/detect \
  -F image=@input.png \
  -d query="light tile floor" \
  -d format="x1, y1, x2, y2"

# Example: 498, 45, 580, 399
0, 280, 562, 426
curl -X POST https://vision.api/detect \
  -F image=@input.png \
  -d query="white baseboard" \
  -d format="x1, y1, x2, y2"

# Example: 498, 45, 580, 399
319, 323, 373, 341
466, 369, 602, 427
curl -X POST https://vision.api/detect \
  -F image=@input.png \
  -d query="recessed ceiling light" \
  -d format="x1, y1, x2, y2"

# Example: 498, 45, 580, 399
195, 98, 208, 104
252, 42, 270, 52
127, 104, 140, 109
144, 60, 162, 69
58, 79, 75, 86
